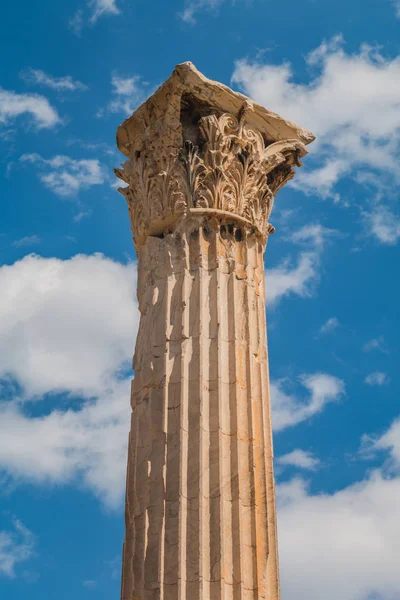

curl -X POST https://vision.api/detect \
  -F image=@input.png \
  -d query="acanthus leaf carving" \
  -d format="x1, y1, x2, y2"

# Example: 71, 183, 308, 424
177, 141, 207, 209
115, 109, 308, 247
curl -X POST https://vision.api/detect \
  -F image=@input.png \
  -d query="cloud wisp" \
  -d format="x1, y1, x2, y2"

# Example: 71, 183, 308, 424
98, 74, 150, 118
20, 69, 87, 92
19, 153, 105, 197
266, 253, 317, 305
266, 224, 337, 305
0, 88, 60, 130
69, 0, 120, 36
271, 373, 345, 431
366, 417, 400, 470
366, 206, 400, 245
11, 235, 41, 248
0, 518, 35, 578
89, 0, 120, 22
277, 449, 320, 470
365, 372, 390, 386
180, 0, 225, 23
363, 336, 389, 354
319, 317, 340, 335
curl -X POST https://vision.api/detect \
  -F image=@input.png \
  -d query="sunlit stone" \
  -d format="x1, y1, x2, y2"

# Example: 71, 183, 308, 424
115, 62, 314, 600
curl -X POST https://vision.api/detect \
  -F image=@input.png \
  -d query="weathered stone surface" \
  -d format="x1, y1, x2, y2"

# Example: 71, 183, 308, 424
117, 62, 313, 600
115, 61, 313, 249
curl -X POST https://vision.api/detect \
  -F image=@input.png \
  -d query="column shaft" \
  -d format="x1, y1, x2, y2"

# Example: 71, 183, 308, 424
122, 217, 279, 600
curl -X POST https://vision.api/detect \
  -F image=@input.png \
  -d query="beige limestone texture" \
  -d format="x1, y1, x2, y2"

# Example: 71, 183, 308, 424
115, 62, 314, 600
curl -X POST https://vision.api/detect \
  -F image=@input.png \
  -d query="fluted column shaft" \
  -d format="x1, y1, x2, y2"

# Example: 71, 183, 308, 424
121, 214, 279, 600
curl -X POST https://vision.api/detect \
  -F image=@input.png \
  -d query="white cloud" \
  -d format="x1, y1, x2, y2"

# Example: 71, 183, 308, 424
66, 139, 115, 156
365, 372, 390, 386
290, 159, 347, 202
20, 69, 87, 92
366, 205, 400, 245
88, 0, 120, 22
368, 417, 400, 469
0, 254, 138, 507
0, 378, 130, 508
266, 252, 317, 304
319, 317, 340, 334
266, 224, 336, 305
393, 0, 400, 18
232, 37, 400, 222
363, 336, 389, 353
111, 177, 127, 191
74, 209, 92, 222
232, 37, 400, 177
0, 88, 60, 129
107, 555, 121, 579
69, 1, 119, 36
69, 10, 84, 36
180, 0, 225, 23
0, 254, 137, 397
271, 373, 345, 431
111, 76, 138, 96
98, 74, 150, 117
277, 471, 400, 600
277, 416, 400, 599
19, 153, 105, 196
290, 223, 338, 249
11, 235, 40, 248
277, 449, 320, 470
0, 518, 35, 577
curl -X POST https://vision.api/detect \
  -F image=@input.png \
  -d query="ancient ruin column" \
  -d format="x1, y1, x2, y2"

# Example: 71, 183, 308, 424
115, 62, 314, 600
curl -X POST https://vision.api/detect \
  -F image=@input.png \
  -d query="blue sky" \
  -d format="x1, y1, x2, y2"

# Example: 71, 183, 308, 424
1, 0, 400, 598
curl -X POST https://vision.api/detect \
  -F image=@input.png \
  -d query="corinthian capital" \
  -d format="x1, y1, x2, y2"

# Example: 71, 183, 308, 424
115, 62, 314, 248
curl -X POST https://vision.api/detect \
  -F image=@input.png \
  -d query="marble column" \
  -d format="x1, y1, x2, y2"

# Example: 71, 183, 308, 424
115, 62, 314, 600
